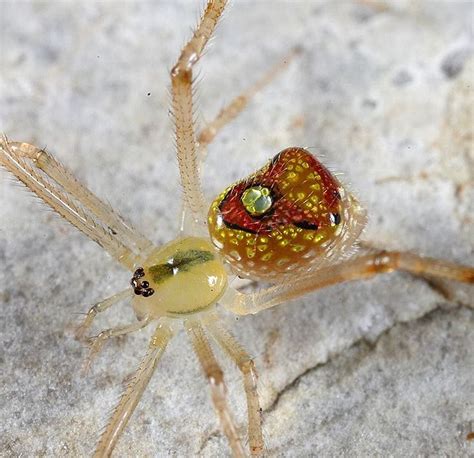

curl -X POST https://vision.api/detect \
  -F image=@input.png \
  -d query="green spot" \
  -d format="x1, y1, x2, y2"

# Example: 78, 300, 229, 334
148, 264, 174, 284
148, 249, 214, 284
241, 186, 273, 216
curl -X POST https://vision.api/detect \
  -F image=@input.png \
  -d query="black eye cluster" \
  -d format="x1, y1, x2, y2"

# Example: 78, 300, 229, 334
130, 267, 155, 297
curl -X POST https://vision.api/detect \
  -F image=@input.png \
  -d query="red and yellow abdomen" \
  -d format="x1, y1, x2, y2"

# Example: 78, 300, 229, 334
208, 147, 365, 280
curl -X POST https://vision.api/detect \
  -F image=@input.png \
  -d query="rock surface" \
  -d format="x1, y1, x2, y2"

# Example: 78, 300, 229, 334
0, 1, 473, 456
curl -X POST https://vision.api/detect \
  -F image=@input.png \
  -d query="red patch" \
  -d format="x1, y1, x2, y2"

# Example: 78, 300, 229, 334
218, 148, 341, 234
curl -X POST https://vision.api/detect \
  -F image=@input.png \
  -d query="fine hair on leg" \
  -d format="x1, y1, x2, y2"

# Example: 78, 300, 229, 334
93, 323, 173, 458
207, 320, 264, 455
227, 250, 474, 315
186, 319, 246, 458
170, 0, 228, 226
75, 289, 133, 341
0, 138, 143, 270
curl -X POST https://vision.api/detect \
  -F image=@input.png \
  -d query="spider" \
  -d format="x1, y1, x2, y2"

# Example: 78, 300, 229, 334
1, 0, 473, 456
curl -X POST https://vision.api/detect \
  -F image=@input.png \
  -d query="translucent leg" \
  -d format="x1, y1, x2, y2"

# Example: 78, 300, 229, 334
75, 289, 133, 341
0, 137, 143, 270
12, 142, 154, 255
226, 250, 474, 315
207, 321, 264, 456
197, 46, 302, 154
93, 323, 173, 458
180, 47, 301, 234
186, 319, 246, 458
82, 316, 152, 374
171, 0, 227, 225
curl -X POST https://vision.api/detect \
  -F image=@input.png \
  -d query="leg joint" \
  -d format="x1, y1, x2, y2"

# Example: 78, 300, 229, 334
372, 250, 400, 273
33, 148, 49, 167
171, 63, 192, 81
207, 365, 224, 386
96, 329, 112, 340
240, 358, 256, 375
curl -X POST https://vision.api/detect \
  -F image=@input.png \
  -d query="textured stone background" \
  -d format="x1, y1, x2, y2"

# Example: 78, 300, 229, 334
1, 0, 473, 456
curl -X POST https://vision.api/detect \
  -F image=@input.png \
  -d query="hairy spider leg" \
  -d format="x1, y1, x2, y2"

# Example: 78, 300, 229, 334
207, 320, 264, 455
197, 46, 302, 155
180, 47, 301, 235
82, 316, 152, 374
226, 250, 474, 315
94, 323, 173, 458
75, 289, 133, 341
186, 319, 247, 458
0, 138, 144, 270
8, 141, 154, 256
171, 0, 228, 227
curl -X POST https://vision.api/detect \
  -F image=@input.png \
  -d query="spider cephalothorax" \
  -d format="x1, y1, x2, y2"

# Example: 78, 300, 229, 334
131, 237, 228, 319
208, 147, 366, 278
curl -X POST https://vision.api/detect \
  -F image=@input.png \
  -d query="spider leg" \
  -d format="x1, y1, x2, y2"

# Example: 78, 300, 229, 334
93, 323, 173, 458
225, 250, 474, 315
171, 0, 227, 226
207, 320, 264, 456
16, 143, 154, 255
180, 47, 301, 235
82, 316, 152, 374
186, 319, 246, 458
0, 138, 146, 270
75, 289, 133, 341
197, 46, 302, 155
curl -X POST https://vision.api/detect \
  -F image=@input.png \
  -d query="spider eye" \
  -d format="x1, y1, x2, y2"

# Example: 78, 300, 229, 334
131, 268, 155, 297
208, 147, 366, 280
241, 186, 273, 216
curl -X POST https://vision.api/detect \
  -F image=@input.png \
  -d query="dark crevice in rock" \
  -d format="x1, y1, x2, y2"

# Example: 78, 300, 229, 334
441, 48, 472, 79
263, 303, 471, 416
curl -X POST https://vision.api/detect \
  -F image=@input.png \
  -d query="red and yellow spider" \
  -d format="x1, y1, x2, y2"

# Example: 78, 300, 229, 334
1, 1, 473, 456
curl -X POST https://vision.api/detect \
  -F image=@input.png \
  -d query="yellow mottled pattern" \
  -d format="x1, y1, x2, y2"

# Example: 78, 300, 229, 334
207, 150, 350, 280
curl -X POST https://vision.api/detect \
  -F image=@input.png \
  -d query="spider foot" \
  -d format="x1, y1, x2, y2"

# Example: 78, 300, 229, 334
74, 308, 98, 342
80, 331, 110, 375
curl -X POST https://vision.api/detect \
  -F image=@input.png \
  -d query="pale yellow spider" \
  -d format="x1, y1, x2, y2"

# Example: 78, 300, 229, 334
1, 1, 473, 456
